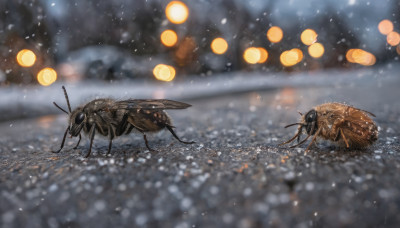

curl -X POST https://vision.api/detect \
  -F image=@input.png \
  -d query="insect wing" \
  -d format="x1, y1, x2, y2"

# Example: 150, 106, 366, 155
115, 99, 191, 111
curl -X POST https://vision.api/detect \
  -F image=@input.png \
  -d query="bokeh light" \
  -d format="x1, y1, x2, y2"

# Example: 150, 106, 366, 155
378, 19, 394, 35
16, 49, 36, 67
291, 48, 303, 63
300, 29, 318, 45
165, 1, 189, 24
257, 47, 268, 63
211, 37, 228, 55
267, 26, 283, 43
243, 47, 261, 64
161, 29, 178, 47
280, 49, 302, 67
37, 68, 57, 86
346, 49, 376, 66
153, 64, 176, 82
308, 42, 325, 58
387, 31, 400, 46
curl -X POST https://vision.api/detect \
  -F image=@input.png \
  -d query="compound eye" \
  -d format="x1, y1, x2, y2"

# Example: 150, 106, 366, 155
306, 110, 317, 122
75, 112, 85, 124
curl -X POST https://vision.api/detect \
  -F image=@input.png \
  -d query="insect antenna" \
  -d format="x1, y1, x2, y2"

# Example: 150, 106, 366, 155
62, 86, 72, 113
53, 102, 69, 114
284, 123, 304, 128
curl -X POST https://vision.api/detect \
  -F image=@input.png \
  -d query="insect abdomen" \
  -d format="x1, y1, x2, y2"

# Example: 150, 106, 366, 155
127, 110, 171, 132
342, 120, 378, 148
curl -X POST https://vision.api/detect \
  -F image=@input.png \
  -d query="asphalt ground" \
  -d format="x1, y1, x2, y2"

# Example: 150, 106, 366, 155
1, 70, 400, 227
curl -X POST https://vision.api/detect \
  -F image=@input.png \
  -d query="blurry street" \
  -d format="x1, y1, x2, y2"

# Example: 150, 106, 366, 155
1, 68, 400, 227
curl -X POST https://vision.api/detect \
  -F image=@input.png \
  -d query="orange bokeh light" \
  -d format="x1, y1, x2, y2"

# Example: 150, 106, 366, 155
387, 31, 400, 46
153, 64, 176, 82
257, 47, 268, 63
291, 48, 303, 63
346, 49, 376, 66
243, 47, 261, 64
161, 30, 178, 47
378, 19, 394, 35
280, 50, 300, 67
211, 37, 228, 55
165, 1, 189, 24
267, 26, 283, 43
280, 48, 303, 67
301, 29, 318, 45
37, 68, 57, 86
16, 49, 36, 67
308, 42, 324, 58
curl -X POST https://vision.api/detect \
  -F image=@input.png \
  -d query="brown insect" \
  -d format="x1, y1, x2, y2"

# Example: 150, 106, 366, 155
53, 86, 195, 157
279, 103, 378, 151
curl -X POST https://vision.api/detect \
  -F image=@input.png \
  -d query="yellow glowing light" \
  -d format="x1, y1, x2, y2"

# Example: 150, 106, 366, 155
346, 49, 356, 63
257, 47, 268, 63
308, 42, 324, 58
291, 48, 303, 63
387, 31, 400, 46
280, 49, 302, 67
165, 1, 189, 24
301, 29, 318, 46
16, 49, 36, 67
378, 19, 394, 35
243, 47, 261, 64
161, 30, 178, 47
211, 37, 228, 55
153, 64, 176, 82
346, 49, 376, 66
267, 26, 283, 43
37, 68, 57, 86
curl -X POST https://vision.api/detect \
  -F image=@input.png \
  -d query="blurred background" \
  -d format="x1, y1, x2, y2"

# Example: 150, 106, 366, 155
2, 2, 400, 227
1, 0, 399, 86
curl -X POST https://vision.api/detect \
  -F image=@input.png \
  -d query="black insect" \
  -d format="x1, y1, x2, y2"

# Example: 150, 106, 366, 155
53, 86, 195, 157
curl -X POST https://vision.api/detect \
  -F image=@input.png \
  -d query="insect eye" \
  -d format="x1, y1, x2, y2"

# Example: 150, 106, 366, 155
305, 110, 317, 122
75, 112, 85, 124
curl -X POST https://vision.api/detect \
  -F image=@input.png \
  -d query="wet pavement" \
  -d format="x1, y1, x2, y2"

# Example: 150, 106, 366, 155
1, 68, 400, 228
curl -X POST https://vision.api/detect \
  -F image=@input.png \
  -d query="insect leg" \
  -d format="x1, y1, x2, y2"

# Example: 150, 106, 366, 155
53, 127, 70, 153
279, 130, 302, 146
290, 134, 311, 148
339, 128, 350, 148
141, 133, 155, 152
297, 126, 303, 143
166, 125, 195, 144
107, 140, 113, 155
85, 125, 96, 158
305, 128, 322, 152
73, 134, 82, 149
107, 126, 115, 155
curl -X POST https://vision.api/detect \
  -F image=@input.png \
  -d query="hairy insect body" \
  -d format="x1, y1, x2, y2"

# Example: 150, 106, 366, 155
54, 87, 194, 158
280, 103, 378, 151
312, 103, 378, 148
